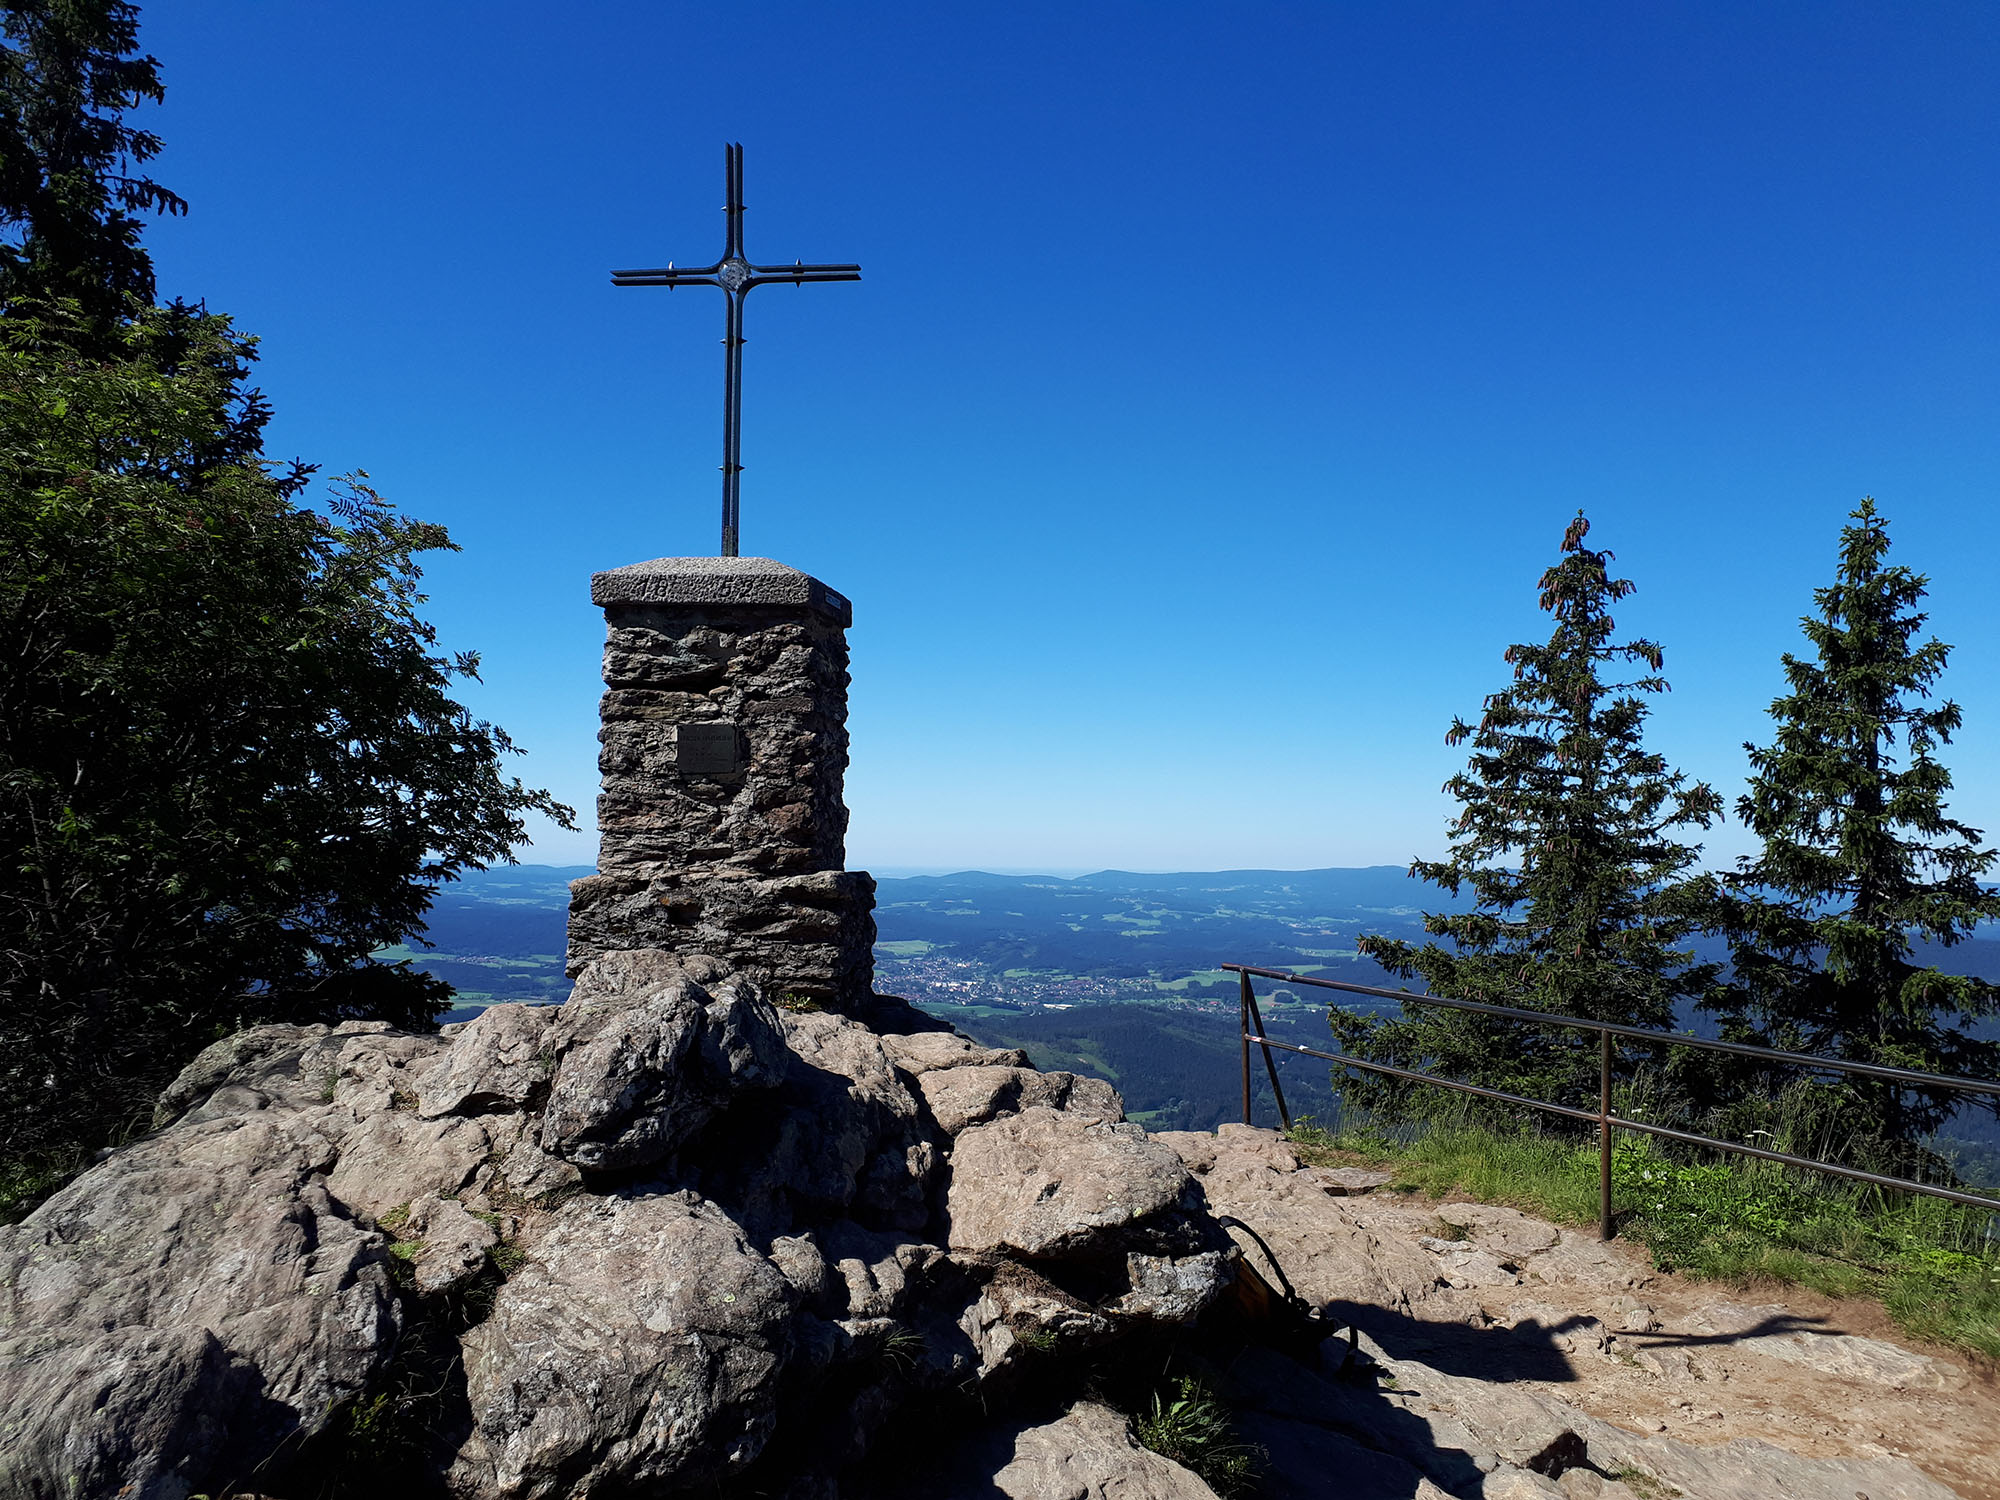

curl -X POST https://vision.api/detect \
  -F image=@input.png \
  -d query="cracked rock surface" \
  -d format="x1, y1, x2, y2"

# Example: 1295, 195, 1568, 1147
1169, 1124, 1993, 1500
0, 956, 1233, 1500
9, 977, 1992, 1500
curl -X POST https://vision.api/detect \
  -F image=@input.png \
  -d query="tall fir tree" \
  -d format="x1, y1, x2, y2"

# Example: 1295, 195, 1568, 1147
1334, 514, 1722, 1114
0, 0, 184, 334
1704, 499, 2000, 1154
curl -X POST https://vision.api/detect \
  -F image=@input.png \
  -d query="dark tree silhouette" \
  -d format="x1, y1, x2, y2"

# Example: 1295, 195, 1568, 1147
1336, 514, 1721, 1114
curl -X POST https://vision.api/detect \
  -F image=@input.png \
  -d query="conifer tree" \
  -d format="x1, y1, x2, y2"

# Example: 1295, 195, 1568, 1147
1334, 514, 1722, 1113
0, 0, 184, 334
1705, 499, 1999, 1152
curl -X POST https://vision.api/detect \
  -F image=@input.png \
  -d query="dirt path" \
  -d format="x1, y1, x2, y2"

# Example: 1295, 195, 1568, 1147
1159, 1125, 1998, 1500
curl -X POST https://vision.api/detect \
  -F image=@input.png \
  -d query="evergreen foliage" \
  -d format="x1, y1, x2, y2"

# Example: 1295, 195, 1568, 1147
0, 0, 572, 1186
1702, 499, 2000, 1152
1334, 514, 1721, 1113
0, 0, 184, 337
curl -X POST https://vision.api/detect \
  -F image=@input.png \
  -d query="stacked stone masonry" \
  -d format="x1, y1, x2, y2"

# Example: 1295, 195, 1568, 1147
566, 557, 876, 1006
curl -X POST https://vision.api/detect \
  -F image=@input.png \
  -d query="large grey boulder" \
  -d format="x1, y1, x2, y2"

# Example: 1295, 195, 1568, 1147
538, 950, 789, 1171
916, 1063, 1125, 1135
0, 1104, 400, 1500
323, 1106, 496, 1219
946, 1106, 1201, 1260
448, 1190, 796, 1498
418, 1001, 557, 1117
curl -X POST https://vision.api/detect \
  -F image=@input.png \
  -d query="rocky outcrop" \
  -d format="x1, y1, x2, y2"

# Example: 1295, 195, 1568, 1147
1168, 1125, 1977, 1500
0, 952, 1233, 1500
8, 973, 1982, 1500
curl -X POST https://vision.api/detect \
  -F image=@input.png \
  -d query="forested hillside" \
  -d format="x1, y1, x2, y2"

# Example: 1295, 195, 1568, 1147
398, 865, 2000, 1174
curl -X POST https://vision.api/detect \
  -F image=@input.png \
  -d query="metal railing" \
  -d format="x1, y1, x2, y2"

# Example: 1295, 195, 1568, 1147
1225, 963, 2000, 1240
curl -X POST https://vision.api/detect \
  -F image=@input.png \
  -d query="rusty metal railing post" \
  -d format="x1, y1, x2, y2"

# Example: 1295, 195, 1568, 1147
1240, 969, 1254, 1125
1599, 1026, 1614, 1241
1244, 984, 1293, 1133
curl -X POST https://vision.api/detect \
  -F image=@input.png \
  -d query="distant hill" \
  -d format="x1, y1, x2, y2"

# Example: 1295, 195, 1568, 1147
399, 863, 1467, 1016
392, 863, 1999, 1162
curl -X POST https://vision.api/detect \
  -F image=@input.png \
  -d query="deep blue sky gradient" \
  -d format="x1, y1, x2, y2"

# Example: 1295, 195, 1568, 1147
136, 2, 1999, 872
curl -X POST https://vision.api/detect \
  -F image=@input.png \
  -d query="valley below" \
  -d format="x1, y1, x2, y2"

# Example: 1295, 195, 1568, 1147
396, 864, 2000, 1169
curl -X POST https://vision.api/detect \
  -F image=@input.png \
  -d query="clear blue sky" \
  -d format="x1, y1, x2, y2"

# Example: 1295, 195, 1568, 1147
137, 2, 1998, 875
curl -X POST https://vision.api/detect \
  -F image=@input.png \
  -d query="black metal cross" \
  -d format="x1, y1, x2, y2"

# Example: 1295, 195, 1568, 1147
613, 144, 861, 558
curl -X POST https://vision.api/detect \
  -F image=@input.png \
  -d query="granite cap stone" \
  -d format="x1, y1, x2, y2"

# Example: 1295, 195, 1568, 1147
591, 556, 851, 626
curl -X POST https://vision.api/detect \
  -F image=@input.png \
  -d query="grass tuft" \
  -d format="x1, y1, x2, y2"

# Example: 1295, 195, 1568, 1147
1132, 1375, 1263, 1498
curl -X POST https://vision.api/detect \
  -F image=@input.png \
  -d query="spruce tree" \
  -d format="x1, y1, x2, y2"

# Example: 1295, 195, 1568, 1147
0, 0, 185, 333
1706, 499, 2000, 1154
1334, 514, 1722, 1114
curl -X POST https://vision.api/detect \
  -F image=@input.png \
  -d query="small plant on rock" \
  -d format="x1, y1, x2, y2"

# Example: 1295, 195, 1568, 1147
1132, 1376, 1262, 1498
877, 1326, 924, 1373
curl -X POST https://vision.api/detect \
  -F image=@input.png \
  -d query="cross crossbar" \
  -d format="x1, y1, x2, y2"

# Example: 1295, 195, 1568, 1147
613, 144, 860, 556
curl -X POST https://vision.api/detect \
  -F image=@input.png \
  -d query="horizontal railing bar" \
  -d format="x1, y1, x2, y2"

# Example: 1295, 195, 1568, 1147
1223, 964, 2000, 1097
1241, 1030, 2000, 1214
1238, 1032, 1602, 1124
1606, 1116, 2000, 1212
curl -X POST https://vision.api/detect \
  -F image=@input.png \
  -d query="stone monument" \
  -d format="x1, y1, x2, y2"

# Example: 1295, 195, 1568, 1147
564, 555, 877, 1008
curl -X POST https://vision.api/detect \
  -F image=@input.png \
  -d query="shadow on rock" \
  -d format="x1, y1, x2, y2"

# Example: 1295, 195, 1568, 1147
1318, 1294, 1581, 1388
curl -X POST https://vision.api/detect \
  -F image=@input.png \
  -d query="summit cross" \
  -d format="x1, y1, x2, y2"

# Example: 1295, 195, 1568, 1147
613, 144, 861, 558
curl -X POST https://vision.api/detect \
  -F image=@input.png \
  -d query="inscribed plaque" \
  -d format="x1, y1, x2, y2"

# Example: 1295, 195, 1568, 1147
676, 722, 740, 775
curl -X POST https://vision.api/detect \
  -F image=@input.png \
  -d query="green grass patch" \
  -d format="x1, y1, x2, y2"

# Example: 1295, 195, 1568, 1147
1285, 1115, 2000, 1362
874, 939, 938, 957
0, 1149, 86, 1225
1132, 1375, 1262, 1499
1153, 969, 1234, 992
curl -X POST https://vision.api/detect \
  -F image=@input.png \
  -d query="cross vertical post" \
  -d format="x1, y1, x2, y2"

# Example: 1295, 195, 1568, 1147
613, 144, 861, 557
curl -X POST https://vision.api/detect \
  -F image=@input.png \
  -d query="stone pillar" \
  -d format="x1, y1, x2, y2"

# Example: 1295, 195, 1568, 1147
565, 556, 876, 1008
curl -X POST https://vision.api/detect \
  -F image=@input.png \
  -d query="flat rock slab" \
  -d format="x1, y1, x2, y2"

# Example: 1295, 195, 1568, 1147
1307, 1165, 1399, 1195
1174, 1121, 1991, 1500
946, 1107, 1192, 1259
1685, 1302, 1962, 1390
922, 1400, 1220, 1500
